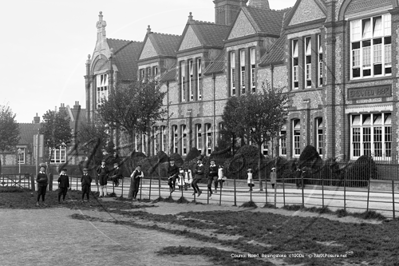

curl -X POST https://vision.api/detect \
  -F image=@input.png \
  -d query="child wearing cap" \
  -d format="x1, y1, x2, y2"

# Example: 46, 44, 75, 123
36, 165, 48, 207
81, 168, 92, 202
247, 168, 254, 191
270, 167, 277, 189
58, 168, 70, 203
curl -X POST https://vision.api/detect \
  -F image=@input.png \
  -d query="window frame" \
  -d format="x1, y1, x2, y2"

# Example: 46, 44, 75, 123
350, 14, 392, 80
350, 113, 392, 160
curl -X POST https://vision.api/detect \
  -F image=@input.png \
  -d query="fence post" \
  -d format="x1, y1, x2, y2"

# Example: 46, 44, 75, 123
149, 175, 152, 201
140, 177, 143, 201
158, 176, 161, 198
121, 177, 124, 198
344, 172, 347, 212
265, 178, 268, 205
301, 173, 305, 208
219, 182, 222, 206
233, 173, 237, 206
31, 175, 35, 191
392, 180, 395, 219
282, 175, 285, 207
366, 179, 371, 212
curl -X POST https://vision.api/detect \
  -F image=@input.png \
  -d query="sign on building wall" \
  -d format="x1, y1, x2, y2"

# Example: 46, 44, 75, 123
348, 85, 392, 100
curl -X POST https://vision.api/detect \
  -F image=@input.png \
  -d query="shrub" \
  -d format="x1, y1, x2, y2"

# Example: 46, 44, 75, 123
169, 153, 184, 167
224, 145, 267, 179
185, 148, 201, 162
344, 155, 377, 187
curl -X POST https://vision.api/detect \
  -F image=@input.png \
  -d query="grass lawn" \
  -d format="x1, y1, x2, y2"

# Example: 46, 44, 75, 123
1, 187, 398, 266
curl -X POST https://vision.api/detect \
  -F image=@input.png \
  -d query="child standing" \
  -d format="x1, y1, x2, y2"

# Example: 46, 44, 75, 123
97, 161, 109, 197
208, 160, 218, 196
58, 168, 70, 203
247, 168, 254, 191
217, 165, 226, 189
129, 165, 144, 200
81, 168, 92, 202
184, 169, 192, 191
270, 167, 277, 189
177, 168, 185, 191
36, 165, 48, 207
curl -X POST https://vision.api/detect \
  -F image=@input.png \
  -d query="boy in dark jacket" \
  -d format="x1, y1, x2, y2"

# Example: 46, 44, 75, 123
167, 160, 179, 194
207, 160, 218, 196
110, 163, 122, 188
36, 165, 48, 207
58, 168, 70, 203
192, 158, 204, 197
81, 168, 92, 202
97, 161, 109, 197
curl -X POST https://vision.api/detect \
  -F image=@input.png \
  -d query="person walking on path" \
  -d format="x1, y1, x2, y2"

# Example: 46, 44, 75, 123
36, 165, 48, 207
57, 168, 70, 203
129, 165, 144, 200
81, 168, 92, 202
207, 160, 218, 196
167, 160, 179, 194
192, 158, 204, 197
177, 167, 185, 191
97, 161, 109, 197
270, 167, 277, 189
247, 168, 254, 191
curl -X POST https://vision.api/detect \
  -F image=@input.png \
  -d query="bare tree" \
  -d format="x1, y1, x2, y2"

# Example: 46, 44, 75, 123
97, 80, 167, 154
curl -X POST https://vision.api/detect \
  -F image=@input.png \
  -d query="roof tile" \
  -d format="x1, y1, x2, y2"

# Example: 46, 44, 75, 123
107, 39, 143, 81
150, 33, 181, 57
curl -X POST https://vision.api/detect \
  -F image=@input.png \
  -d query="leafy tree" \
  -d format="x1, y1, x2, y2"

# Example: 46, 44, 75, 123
0, 105, 20, 152
40, 109, 72, 161
222, 86, 288, 190
97, 80, 167, 154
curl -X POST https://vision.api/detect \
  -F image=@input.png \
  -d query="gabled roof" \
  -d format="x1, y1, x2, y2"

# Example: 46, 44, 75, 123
106, 39, 143, 81
243, 6, 290, 37
150, 32, 181, 57
259, 35, 286, 66
178, 19, 231, 51
284, 0, 326, 28
18, 123, 41, 145
204, 50, 226, 75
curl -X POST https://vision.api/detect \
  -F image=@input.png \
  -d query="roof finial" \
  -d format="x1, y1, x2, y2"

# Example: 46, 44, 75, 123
96, 11, 107, 39
147, 25, 152, 33
188, 12, 193, 21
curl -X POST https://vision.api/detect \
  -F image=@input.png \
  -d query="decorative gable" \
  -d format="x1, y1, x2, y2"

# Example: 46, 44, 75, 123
139, 38, 158, 60
179, 26, 202, 51
228, 11, 256, 40
289, 0, 325, 26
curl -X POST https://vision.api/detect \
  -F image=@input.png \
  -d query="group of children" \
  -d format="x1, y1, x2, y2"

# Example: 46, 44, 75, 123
247, 167, 277, 191
35, 165, 93, 207
167, 159, 227, 197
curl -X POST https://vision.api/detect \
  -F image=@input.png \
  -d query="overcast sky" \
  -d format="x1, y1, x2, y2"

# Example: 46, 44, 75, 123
1, 0, 296, 123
